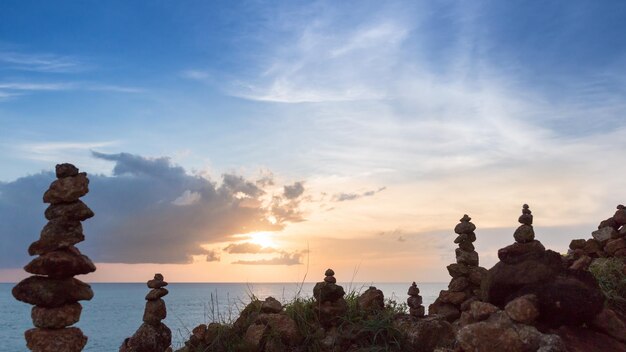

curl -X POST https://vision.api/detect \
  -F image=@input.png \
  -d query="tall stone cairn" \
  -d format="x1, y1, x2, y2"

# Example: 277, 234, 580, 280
120, 274, 172, 352
429, 214, 487, 322
12, 163, 96, 352
407, 282, 425, 318
313, 269, 348, 327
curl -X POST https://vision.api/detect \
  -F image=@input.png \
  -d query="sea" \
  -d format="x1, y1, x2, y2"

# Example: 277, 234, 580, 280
1, 282, 446, 351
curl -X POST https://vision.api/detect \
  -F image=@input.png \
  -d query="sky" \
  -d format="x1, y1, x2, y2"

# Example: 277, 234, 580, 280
1, 0, 625, 283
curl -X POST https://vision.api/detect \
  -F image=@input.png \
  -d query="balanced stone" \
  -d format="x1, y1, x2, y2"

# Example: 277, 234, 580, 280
146, 288, 169, 301
143, 299, 167, 324
513, 224, 535, 243
148, 273, 168, 288
56, 163, 79, 178
32, 303, 82, 329
25, 247, 96, 278
313, 269, 347, 327
456, 248, 479, 266
28, 220, 85, 255
25, 327, 87, 352
43, 173, 89, 204
45, 201, 94, 221
13, 276, 94, 308
407, 282, 425, 318
454, 215, 476, 235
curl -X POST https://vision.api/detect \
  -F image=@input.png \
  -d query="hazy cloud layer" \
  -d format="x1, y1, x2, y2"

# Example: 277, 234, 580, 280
333, 187, 386, 202
223, 242, 278, 254
232, 252, 303, 266
0, 152, 306, 267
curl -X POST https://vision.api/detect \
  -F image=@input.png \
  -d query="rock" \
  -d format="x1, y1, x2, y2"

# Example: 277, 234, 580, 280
468, 267, 487, 286
504, 294, 539, 324
460, 297, 479, 311
569, 239, 586, 250
357, 286, 384, 312
147, 279, 168, 289
439, 290, 467, 305
43, 173, 89, 204
428, 302, 460, 322
615, 205, 626, 226
45, 201, 94, 221
257, 313, 303, 346
556, 325, 626, 352
24, 248, 96, 278
56, 163, 80, 178
583, 239, 603, 257
28, 220, 85, 255
145, 288, 169, 301
616, 248, 626, 257
599, 217, 619, 230
25, 327, 87, 352
448, 277, 469, 292
393, 316, 455, 352
125, 323, 172, 352
31, 303, 82, 329
313, 282, 345, 303
570, 255, 592, 270
407, 282, 420, 296
592, 226, 619, 243
458, 240, 475, 252
456, 248, 479, 266
590, 307, 626, 343
454, 220, 476, 235
497, 240, 546, 264
410, 306, 425, 317
469, 301, 498, 321
513, 224, 535, 243
12, 276, 93, 307
314, 299, 348, 327
244, 324, 266, 349
260, 297, 282, 314
447, 263, 470, 277
605, 238, 626, 256
143, 299, 167, 324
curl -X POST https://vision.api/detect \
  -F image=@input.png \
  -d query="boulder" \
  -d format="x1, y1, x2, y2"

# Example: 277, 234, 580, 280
25, 327, 87, 352
313, 282, 345, 303
56, 163, 79, 178
447, 263, 470, 278
556, 325, 626, 352
569, 239, 586, 250
12, 276, 93, 307
592, 227, 619, 243
260, 297, 282, 314
448, 277, 469, 292
513, 225, 535, 243
469, 301, 499, 321
590, 308, 626, 343
123, 323, 172, 352
31, 303, 82, 329
145, 288, 169, 301
393, 316, 455, 352
605, 238, 626, 256
257, 313, 302, 346
504, 295, 539, 324
497, 240, 545, 264
357, 286, 384, 313
456, 248, 479, 266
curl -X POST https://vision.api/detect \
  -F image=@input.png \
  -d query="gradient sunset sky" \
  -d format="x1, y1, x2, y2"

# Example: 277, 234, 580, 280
1, 1, 625, 283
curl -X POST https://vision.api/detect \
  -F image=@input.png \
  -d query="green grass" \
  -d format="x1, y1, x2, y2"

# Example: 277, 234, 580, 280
589, 257, 626, 315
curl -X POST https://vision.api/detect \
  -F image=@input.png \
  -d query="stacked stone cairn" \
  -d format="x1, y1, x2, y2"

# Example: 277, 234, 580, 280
120, 274, 172, 352
407, 282, 425, 318
313, 269, 348, 327
12, 163, 96, 352
566, 204, 626, 270
429, 214, 486, 322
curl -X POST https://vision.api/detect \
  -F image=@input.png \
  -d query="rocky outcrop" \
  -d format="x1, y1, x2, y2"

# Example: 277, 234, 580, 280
481, 204, 605, 328
357, 286, 384, 314
120, 274, 172, 352
12, 164, 95, 352
313, 269, 348, 327
429, 214, 487, 322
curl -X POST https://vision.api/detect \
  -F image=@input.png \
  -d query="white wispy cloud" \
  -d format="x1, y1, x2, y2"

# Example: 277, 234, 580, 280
0, 51, 85, 73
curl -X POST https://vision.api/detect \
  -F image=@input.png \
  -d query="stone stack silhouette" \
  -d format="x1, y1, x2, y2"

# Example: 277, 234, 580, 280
12, 163, 96, 352
313, 269, 348, 327
429, 214, 486, 322
407, 282, 425, 318
120, 274, 172, 352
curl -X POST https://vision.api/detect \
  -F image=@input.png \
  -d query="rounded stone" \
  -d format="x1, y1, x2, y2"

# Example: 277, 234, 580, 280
43, 173, 89, 204
407, 282, 420, 296
323, 276, 336, 283
55, 164, 79, 178
456, 248, 479, 266
25, 327, 87, 352
458, 240, 475, 252
448, 276, 470, 292
32, 303, 82, 329
12, 276, 93, 308
28, 220, 84, 256
143, 299, 166, 324
518, 214, 533, 225
45, 201, 94, 221
513, 225, 535, 243
145, 288, 169, 301
504, 295, 539, 324
324, 268, 335, 276
125, 323, 172, 352
407, 295, 423, 308
147, 279, 168, 289
25, 248, 95, 278
454, 221, 476, 235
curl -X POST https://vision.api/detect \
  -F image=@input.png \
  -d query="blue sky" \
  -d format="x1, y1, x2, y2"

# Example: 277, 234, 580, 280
1, 1, 625, 281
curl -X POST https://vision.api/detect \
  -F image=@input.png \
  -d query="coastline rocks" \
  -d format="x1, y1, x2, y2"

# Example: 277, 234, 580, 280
121, 274, 171, 352
11, 164, 95, 351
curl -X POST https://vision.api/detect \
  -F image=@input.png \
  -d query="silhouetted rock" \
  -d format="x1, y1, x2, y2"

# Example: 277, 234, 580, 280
13, 276, 93, 308
32, 303, 82, 329
24, 247, 95, 278
43, 173, 89, 204
25, 327, 87, 352
357, 286, 384, 313
407, 282, 425, 318
313, 268, 347, 327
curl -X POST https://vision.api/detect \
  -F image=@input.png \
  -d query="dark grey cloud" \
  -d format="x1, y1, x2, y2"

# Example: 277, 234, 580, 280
223, 242, 278, 254
232, 252, 303, 266
205, 250, 221, 262
283, 181, 305, 199
333, 187, 386, 202
0, 152, 305, 267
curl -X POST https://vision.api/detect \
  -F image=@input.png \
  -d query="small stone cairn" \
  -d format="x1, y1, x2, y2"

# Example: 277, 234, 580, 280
12, 163, 96, 352
120, 274, 172, 352
313, 269, 348, 327
407, 282, 425, 318
514, 204, 535, 243
429, 214, 486, 321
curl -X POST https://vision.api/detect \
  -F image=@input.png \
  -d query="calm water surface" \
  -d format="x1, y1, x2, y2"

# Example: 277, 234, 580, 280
0, 282, 445, 351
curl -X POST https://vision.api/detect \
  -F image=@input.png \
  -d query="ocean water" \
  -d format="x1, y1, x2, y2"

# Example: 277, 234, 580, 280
1, 282, 446, 351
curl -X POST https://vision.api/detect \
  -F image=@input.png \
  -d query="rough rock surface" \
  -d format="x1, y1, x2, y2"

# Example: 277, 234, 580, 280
357, 286, 384, 313
31, 303, 82, 329
25, 327, 88, 352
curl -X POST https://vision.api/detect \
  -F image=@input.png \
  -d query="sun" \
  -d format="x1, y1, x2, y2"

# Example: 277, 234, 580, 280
247, 231, 276, 248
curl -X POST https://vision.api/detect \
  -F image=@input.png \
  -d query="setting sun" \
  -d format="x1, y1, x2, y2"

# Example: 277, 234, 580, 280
246, 232, 277, 249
